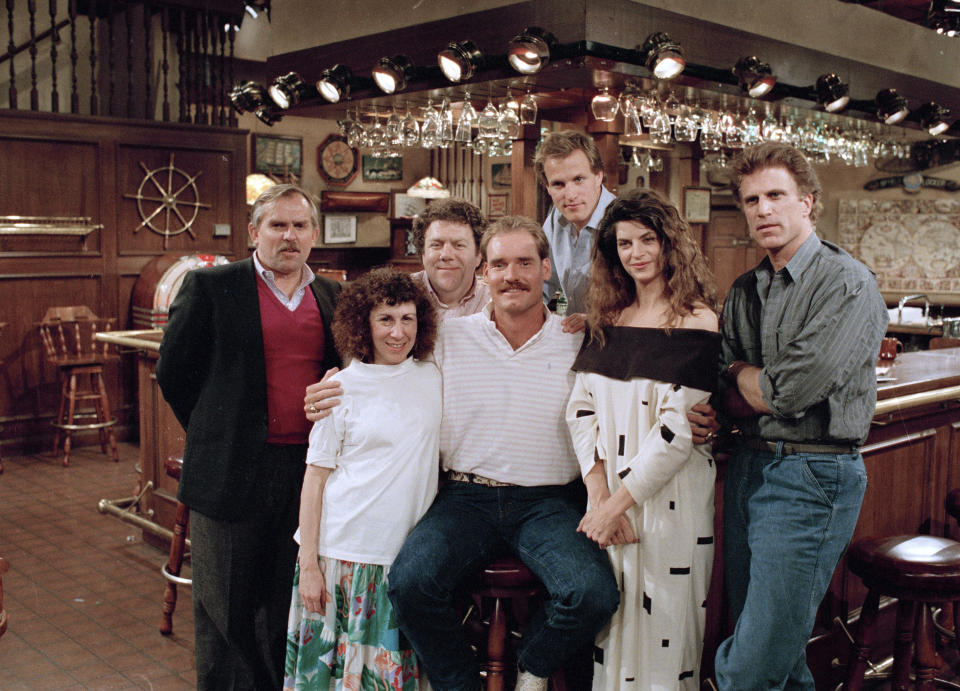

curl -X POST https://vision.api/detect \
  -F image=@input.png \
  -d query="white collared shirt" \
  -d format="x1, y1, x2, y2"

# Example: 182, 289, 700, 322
252, 251, 315, 311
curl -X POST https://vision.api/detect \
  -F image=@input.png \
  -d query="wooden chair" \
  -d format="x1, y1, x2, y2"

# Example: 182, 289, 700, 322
159, 455, 191, 635
929, 337, 960, 350
38, 306, 119, 466
0, 557, 9, 640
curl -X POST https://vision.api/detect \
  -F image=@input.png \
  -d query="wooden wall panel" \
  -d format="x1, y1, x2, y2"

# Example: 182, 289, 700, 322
0, 110, 248, 456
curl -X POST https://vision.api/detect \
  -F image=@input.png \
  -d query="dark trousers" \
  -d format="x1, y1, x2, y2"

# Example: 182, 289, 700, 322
388, 480, 619, 691
190, 444, 306, 691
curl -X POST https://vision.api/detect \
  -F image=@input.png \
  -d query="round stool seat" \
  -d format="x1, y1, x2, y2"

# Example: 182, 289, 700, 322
479, 557, 542, 599
847, 535, 960, 602
947, 489, 960, 523
164, 454, 183, 481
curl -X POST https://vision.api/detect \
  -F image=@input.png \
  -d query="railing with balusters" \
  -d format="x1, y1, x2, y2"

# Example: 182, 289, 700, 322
0, 0, 251, 126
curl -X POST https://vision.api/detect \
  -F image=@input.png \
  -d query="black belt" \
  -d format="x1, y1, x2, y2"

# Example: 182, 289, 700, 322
744, 438, 858, 455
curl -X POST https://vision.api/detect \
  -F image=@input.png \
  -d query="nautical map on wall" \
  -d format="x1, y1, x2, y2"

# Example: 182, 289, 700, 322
837, 198, 960, 296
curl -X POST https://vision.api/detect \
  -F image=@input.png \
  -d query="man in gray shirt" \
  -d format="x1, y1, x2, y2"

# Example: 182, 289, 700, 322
714, 142, 887, 690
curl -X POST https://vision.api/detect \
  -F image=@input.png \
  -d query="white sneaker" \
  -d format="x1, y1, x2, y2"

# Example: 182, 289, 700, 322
514, 670, 548, 691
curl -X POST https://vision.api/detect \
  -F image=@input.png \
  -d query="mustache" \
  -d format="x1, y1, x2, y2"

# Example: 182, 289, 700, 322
500, 280, 529, 291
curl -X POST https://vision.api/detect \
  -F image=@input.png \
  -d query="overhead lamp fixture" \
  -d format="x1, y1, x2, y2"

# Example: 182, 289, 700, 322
875, 88, 909, 125
917, 101, 951, 135
733, 56, 776, 98
507, 27, 556, 75
254, 105, 282, 126
815, 73, 849, 112
373, 54, 413, 94
268, 72, 312, 109
438, 40, 482, 82
316, 64, 353, 103
228, 80, 268, 114
639, 32, 684, 80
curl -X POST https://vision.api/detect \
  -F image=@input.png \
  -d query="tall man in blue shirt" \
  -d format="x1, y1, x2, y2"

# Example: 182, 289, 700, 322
535, 130, 616, 334
715, 142, 887, 690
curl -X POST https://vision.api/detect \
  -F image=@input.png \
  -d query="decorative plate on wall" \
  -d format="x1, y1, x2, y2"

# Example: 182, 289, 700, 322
317, 134, 359, 186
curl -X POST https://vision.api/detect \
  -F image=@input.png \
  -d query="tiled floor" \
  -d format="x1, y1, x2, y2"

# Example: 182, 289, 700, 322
0, 442, 196, 690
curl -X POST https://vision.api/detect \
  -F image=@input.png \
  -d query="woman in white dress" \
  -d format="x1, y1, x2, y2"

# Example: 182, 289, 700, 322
566, 188, 720, 690
284, 267, 441, 691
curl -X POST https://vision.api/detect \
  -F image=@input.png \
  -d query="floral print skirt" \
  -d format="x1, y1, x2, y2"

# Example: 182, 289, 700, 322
284, 557, 420, 691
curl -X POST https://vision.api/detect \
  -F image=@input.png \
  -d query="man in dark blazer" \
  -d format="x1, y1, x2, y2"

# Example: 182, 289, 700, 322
157, 184, 340, 690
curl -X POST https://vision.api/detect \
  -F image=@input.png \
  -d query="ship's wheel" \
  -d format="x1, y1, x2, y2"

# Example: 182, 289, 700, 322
124, 154, 211, 248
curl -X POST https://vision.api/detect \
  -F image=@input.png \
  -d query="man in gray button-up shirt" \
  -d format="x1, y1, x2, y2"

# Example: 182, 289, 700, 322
714, 142, 887, 691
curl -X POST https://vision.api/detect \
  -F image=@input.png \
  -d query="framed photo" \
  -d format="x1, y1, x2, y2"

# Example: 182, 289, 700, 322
487, 193, 509, 218
323, 215, 357, 244
362, 155, 403, 182
392, 192, 427, 219
683, 187, 712, 223
254, 134, 302, 176
490, 162, 512, 189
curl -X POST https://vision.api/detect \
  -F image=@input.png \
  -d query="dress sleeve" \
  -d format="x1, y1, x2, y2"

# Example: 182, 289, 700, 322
566, 372, 603, 479
305, 401, 346, 469
619, 383, 712, 506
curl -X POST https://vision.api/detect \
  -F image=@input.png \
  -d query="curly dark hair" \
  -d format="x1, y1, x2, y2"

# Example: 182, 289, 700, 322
410, 198, 486, 256
331, 267, 438, 363
588, 188, 717, 342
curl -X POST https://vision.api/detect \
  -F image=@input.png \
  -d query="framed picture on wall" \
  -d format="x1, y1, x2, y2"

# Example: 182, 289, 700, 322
392, 192, 427, 218
323, 215, 357, 244
683, 187, 712, 223
362, 155, 403, 182
487, 193, 508, 218
254, 134, 302, 176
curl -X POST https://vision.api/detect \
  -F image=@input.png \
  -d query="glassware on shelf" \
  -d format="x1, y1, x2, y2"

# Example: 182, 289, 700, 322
519, 92, 538, 125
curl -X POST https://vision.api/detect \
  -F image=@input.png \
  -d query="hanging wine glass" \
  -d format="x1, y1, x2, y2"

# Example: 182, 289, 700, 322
498, 98, 521, 140
519, 92, 538, 125
761, 109, 780, 142
673, 103, 698, 142
622, 94, 643, 136
590, 86, 619, 122
648, 153, 664, 172
399, 103, 420, 148
663, 89, 681, 123
478, 95, 500, 139
386, 105, 403, 147
473, 136, 489, 156
647, 99, 671, 146
743, 107, 761, 146
421, 99, 441, 149
456, 93, 478, 146
640, 90, 659, 128
345, 108, 364, 149
439, 97, 454, 148
699, 111, 722, 151
723, 104, 745, 149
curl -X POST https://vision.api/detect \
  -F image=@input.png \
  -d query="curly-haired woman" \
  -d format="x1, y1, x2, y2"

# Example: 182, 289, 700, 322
565, 188, 720, 690
284, 267, 440, 691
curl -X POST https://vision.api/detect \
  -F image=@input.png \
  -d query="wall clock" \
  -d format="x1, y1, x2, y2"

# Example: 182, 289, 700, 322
317, 134, 359, 186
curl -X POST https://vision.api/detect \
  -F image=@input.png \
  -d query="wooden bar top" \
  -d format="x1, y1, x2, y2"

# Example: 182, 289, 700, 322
877, 347, 960, 399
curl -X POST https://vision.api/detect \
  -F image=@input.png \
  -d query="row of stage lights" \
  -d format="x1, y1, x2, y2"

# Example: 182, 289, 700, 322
228, 26, 952, 137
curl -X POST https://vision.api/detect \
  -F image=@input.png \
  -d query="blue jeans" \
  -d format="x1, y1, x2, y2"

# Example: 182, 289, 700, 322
387, 480, 619, 691
714, 444, 867, 690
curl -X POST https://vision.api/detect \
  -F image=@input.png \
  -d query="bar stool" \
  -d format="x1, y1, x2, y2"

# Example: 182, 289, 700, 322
159, 455, 191, 635
38, 306, 119, 467
468, 556, 567, 691
938, 490, 960, 646
843, 534, 960, 690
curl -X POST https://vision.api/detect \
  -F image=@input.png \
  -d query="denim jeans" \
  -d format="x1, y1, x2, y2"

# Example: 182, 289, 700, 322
714, 444, 867, 691
387, 480, 619, 691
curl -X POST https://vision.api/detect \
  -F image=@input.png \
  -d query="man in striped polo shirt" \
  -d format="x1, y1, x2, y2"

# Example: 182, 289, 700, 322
714, 142, 888, 690
386, 215, 619, 691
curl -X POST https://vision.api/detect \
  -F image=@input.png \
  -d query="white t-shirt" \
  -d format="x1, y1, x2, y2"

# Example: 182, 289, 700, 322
435, 305, 583, 486
304, 357, 442, 565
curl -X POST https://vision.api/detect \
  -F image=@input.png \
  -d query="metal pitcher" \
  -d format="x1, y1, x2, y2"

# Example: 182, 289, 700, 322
943, 317, 960, 338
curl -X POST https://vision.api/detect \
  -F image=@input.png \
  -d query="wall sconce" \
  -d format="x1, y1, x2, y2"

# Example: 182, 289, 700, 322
438, 40, 483, 82
316, 64, 353, 103
639, 32, 684, 80
591, 87, 619, 122
268, 72, 313, 109
507, 27, 556, 74
373, 55, 413, 94
816, 73, 849, 112
733, 56, 776, 98
917, 101, 951, 135
875, 88, 909, 125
